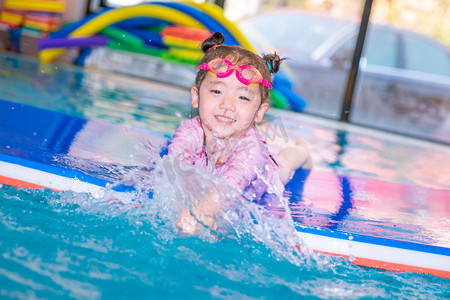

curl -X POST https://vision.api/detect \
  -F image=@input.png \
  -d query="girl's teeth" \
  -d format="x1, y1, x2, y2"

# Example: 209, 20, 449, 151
217, 116, 233, 122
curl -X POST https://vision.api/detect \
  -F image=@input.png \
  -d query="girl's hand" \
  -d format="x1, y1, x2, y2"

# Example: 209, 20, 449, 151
206, 137, 233, 166
177, 209, 199, 235
176, 192, 221, 235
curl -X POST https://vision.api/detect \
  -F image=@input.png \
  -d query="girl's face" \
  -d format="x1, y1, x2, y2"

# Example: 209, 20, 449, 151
191, 71, 269, 142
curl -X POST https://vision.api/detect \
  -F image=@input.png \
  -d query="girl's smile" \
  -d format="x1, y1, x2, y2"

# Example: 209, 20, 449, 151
215, 115, 235, 124
191, 71, 269, 143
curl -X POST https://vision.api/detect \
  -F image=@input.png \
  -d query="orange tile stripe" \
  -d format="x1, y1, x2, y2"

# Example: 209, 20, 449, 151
0, 175, 58, 191
318, 250, 449, 278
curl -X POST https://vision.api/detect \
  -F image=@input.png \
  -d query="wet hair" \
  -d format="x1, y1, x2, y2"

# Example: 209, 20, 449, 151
194, 32, 283, 103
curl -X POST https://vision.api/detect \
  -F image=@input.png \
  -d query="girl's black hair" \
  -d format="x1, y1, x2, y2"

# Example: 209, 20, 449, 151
201, 32, 225, 52
195, 32, 284, 102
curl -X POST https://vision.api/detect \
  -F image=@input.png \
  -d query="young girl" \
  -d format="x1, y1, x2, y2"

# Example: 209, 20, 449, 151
168, 32, 311, 234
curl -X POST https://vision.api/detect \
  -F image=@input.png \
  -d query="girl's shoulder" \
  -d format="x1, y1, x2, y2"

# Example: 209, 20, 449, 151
175, 116, 202, 136
179, 116, 202, 129
170, 116, 203, 149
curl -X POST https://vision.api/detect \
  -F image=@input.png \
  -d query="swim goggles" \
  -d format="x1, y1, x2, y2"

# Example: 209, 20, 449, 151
197, 58, 273, 89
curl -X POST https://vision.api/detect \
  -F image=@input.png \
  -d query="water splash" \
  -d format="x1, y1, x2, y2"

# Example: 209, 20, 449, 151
53, 149, 315, 268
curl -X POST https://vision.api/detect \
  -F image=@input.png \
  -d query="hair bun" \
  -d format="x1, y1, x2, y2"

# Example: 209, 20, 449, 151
262, 53, 284, 74
201, 32, 225, 53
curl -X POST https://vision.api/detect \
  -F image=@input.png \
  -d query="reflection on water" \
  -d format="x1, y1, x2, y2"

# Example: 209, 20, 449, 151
260, 112, 450, 190
0, 52, 191, 137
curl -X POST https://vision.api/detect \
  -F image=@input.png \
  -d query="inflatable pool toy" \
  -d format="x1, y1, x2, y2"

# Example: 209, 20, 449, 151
269, 89, 289, 109
0, 9, 25, 27
38, 36, 109, 50
39, 4, 205, 63
161, 25, 211, 42
49, 8, 113, 39
4, 0, 66, 13
101, 27, 147, 49
37, 1, 306, 112
0, 98, 448, 278
23, 12, 61, 33
153, 2, 240, 47
123, 27, 167, 48
0, 1, 65, 41
185, 0, 256, 51
161, 25, 211, 49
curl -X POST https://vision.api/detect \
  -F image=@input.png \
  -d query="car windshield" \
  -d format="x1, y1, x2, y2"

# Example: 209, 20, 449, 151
239, 11, 351, 57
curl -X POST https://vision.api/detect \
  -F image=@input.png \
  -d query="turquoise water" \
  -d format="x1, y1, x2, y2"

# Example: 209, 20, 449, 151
1, 52, 449, 299
1, 185, 448, 299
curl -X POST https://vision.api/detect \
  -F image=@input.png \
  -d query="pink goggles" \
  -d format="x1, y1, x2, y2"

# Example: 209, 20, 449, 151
197, 58, 273, 89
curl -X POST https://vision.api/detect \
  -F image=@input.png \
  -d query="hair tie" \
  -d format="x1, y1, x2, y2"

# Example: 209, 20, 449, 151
265, 60, 272, 71
209, 45, 220, 51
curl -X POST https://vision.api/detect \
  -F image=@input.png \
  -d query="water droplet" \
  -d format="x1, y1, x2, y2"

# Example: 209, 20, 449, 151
349, 255, 355, 262
348, 235, 353, 240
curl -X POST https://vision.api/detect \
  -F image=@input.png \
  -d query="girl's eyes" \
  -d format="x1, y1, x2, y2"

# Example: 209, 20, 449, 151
208, 89, 252, 101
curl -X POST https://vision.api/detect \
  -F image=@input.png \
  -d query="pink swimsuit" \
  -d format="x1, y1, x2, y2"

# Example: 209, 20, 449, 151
168, 116, 284, 202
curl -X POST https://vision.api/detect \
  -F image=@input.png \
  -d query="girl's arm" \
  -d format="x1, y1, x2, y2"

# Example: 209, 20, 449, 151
168, 117, 203, 164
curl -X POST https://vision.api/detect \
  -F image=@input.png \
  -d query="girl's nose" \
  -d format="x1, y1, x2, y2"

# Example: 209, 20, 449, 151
219, 96, 236, 111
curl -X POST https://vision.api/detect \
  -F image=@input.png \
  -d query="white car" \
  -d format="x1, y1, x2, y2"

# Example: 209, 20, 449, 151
239, 10, 450, 143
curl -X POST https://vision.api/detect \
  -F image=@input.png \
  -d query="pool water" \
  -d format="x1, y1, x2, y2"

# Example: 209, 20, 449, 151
0, 51, 449, 299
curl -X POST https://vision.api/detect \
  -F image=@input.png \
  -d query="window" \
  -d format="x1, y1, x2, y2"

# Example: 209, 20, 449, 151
331, 28, 398, 69
403, 33, 450, 77
364, 29, 398, 68
240, 12, 349, 56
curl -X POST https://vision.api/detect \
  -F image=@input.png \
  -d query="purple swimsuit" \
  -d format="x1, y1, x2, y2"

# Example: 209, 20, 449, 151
168, 116, 284, 201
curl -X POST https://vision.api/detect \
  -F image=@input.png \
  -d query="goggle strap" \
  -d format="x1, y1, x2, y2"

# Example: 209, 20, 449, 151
265, 60, 272, 71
